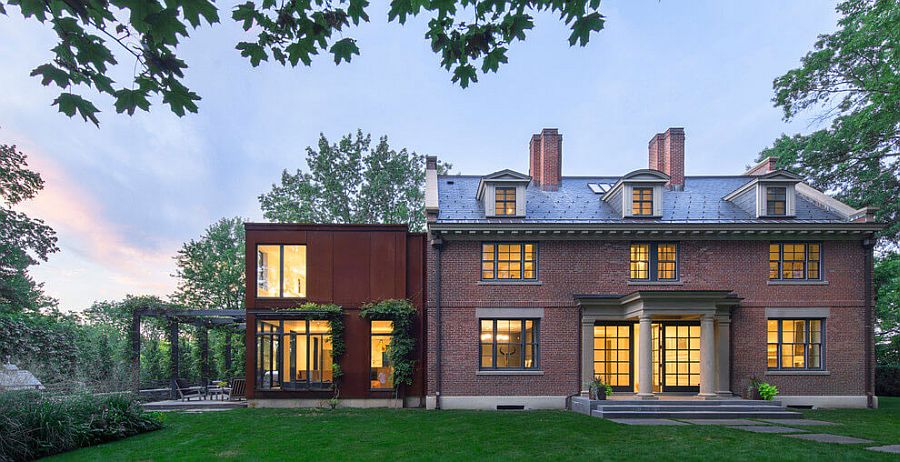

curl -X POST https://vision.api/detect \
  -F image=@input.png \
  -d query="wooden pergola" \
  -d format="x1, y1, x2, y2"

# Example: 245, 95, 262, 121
129, 308, 246, 398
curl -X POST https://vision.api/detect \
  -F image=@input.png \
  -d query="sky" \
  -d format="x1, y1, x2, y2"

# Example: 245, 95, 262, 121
1, 1, 840, 312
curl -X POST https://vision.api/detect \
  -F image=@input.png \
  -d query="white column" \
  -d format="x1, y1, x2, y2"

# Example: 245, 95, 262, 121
699, 314, 717, 398
636, 315, 656, 399
716, 318, 732, 396
581, 320, 594, 396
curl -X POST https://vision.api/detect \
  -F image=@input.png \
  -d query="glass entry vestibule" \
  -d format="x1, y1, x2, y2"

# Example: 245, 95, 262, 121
593, 321, 701, 393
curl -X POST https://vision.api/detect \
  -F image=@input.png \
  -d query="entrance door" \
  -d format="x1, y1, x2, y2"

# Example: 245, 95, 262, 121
658, 322, 700, 392
592, 324, 633, 391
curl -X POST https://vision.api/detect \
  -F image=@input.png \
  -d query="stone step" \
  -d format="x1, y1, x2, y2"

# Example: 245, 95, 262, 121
592, 410, 802, 419
594, 405, 790, 412
597, 399, 784, 407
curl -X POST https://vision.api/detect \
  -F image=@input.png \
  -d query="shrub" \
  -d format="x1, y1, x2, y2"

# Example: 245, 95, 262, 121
756, 382, 779, 401
0, 391, 162, 461
588, 377, 613, 400
876, 366, 900, 396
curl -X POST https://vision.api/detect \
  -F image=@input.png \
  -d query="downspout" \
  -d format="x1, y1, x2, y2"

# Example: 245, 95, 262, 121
432, 236, 443, 410
863, 237, 875, 408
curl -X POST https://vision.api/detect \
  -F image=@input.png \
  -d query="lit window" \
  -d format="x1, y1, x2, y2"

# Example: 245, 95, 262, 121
766, 187, 787, 216
593, 324, 632, 390
769, 243, 820, 280
767, 319, 824, 370
630, 243, 678, 281
480, 319, 539, 370
257, 245, 307, 297
370, 321, 394, 389
495, 187, 516, 216
256, 318, 333, 390
481, 243, 537, 281
632, 187, 654, 216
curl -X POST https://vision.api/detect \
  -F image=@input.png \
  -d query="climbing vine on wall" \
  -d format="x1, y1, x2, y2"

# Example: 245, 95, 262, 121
276, 303, 345, 389
359, 299, 417, 394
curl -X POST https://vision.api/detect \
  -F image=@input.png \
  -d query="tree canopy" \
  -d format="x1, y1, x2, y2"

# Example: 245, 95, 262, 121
259, 130, 448, 231
0, 144, 58, 314
757, 0, 900, 245
172, 216, 246, 311
1, 0, 606, 125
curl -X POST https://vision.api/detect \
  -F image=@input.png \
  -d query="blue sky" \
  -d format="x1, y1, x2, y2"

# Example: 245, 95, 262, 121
1, 1, 838, 311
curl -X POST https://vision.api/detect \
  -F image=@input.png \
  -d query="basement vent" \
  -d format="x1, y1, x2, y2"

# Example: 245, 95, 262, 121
496, 404, 525, 410
588, 183, 612, 194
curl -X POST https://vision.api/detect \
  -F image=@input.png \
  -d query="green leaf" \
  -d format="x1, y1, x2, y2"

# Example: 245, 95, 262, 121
347, 0, 369, 25
330, 38, 359, 64
30, 63, 69, 88
387, 0, 412, 23
481, 47, 507, 73
144, 8, 189, 45
232, 1, 256, 30
181, 0, 219, 27
52, 93, 100, 126
285, 40, 317, 66
16, 0, 48, 20
451, 64, 477, 88
161, 79, 200, 116
236, 42, 268, 66
568, 12, 605, 47
113, 88, 151, 115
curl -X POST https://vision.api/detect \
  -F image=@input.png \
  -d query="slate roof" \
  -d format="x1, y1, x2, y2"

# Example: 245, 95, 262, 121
435, 175, 847, 224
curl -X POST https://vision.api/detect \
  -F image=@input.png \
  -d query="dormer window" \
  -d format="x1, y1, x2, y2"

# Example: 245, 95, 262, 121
632, 187, 654, 216
766, 187, 787, 216
495, 187, 516, 216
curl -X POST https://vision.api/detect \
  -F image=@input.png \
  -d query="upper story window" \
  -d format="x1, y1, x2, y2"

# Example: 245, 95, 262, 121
769, 243, 820, 280
495, 187, 516, 216
630, 243, 678, 281
631, 187, 654, 216
767, 319, 824, 370
766, 186, 787, 216
257, 244, 307, 298
479, 319, 539, 370
481, 243, 537, 281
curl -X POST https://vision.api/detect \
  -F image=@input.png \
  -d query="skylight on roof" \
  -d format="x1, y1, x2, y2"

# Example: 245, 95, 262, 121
588, 183, 612, 194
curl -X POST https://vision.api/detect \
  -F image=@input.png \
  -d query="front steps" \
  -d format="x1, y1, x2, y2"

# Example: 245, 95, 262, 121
571, 397, 802, 420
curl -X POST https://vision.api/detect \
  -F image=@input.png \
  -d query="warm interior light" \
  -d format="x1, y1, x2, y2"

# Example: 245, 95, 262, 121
496, 334, 509, 342
480, 333, 492, 341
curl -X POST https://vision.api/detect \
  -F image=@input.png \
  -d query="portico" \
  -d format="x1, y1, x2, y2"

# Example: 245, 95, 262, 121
577, 291, 741, 399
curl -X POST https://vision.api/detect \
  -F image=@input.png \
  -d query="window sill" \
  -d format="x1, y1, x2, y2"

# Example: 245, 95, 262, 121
767, 280, 829, 286
765, 370, 830, 376
476, 370, 544, 376
478, 281, 543, 286
627, 281, 683, 286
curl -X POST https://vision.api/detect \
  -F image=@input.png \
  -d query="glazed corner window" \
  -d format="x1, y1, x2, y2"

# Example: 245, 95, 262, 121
256, 319, 333, 390
481, 243, 537, 280
257, 245, 307, 298
370, 321, 394, 389
631, 187, 654, 216
767, 319, 824, 370
495, 187, 516, 216
479, 319, 539, 370
766, 186, 787, 216
629, 243, 678, 281
769, 243, 821, 280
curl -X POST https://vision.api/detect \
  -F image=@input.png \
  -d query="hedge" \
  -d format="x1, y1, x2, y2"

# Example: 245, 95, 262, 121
0, 391, 162, 461
875, 366, 900, 397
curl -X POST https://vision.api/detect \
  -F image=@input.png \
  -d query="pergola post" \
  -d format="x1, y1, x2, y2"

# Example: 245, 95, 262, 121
198, 322, 210, 386
130, 311, 141, 395
224, 331, 233, 378
169, 319, 179, 399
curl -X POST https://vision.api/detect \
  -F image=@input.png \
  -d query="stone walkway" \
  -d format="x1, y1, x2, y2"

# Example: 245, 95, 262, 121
607, 417, 900, 453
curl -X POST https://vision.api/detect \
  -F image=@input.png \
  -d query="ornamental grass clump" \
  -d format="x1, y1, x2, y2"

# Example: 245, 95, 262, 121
0, 391, 162, 462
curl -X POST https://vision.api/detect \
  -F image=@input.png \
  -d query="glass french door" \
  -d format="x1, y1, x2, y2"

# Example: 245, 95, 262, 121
592, 323, 633, 391
658, 322, 701, 392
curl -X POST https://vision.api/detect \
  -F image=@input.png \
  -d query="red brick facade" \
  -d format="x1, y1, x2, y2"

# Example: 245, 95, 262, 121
427, 238, 870, 400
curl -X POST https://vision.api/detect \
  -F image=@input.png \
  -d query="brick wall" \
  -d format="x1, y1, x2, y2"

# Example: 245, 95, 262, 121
427, 238, 868, 398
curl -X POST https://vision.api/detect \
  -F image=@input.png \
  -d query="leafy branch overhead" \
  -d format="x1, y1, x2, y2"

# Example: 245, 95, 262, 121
2, 0, 606, 124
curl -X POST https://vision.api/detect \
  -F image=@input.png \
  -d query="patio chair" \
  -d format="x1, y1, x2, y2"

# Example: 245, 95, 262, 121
227, 378, 246, 401
174, 378, 205, 401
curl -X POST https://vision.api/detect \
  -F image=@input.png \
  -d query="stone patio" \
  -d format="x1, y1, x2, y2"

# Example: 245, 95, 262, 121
758, 419, 836, 426
607, 418, 688, 426
728, 425, 806, 434
679, 419, 768, 426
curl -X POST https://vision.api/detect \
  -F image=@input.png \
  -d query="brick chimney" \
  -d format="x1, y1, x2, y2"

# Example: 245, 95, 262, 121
744, 157, 778, 176
528, 128, 562, 191
648, 127, 685, 191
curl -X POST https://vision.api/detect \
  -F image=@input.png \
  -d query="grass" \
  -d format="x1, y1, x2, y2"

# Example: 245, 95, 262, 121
47, 398, 900, 461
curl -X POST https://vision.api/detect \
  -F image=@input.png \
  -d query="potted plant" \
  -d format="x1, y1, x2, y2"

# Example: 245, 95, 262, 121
589, 377, 613, 400
746, 377, 762, 400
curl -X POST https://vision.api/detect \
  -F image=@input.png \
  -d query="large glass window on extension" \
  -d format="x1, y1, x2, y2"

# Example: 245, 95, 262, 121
257, 245, 307, 298
370, 321, 394, 390
256, 318, 333, 391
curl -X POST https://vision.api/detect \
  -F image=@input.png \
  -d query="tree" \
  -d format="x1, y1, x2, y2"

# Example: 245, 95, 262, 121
876, 252, 900, 365
259, 130, 449, 231
1, 0, 607, 125
0, 144, 58, 313
172, 217, 245, 310
757, 0, 900, 244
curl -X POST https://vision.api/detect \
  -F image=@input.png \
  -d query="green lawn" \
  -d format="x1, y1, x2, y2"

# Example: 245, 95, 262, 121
48, 398, 900, 461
